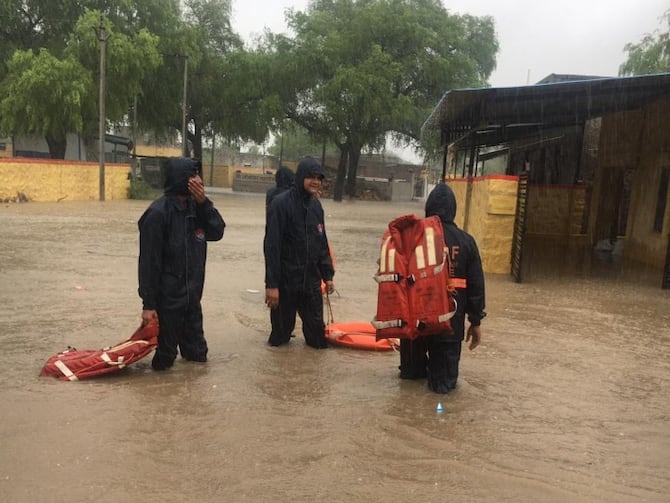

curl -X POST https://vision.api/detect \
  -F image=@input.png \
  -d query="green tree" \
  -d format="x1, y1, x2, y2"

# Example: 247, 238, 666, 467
271, 0, 498, 200
0, 50, 87, 158
136, 0, 279, 160
0, 11, 160, 159
0, 2, 164, 158
619, 9, 670, 76
70, 10, 161, 155
267, 122, 339, 163
210, 49, 284, 147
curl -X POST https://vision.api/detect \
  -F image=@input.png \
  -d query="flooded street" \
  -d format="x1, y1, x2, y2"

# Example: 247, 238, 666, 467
1, 193, 669, 503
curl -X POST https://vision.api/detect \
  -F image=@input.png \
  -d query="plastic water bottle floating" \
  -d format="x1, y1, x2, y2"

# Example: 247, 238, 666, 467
436, 402, 444, 413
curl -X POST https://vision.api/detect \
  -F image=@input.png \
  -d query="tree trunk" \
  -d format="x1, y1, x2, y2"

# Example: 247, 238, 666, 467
333, 147, 348, 202
345, 144, 361, 198
45, 133, 67, 159
191, 120, 202, 160
82, 135, 98, 161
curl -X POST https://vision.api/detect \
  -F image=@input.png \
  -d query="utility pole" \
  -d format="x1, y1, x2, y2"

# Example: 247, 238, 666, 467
131, 95, 137, 177
98, 18, 108, 201
210, 132, 215, 186
181, 55, 189, 157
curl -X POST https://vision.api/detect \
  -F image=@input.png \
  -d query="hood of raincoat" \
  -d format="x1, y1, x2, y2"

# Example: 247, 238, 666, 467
164, 157, 201, 196
275, 166, 295, 189
425, 183, 457, 223
295, 156, 325, 197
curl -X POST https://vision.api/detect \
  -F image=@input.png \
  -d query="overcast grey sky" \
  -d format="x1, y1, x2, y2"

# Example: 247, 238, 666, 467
232, 0, 669, 86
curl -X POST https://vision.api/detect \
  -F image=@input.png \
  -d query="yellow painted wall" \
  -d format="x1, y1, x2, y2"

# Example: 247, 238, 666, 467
527, 185, 586, 235
447, 176, 518, 274
202, 165, 279, 188
599, 97, 670, 268
445, 177, 467, 228
0, 159, 130, 201
134, 145, 182, 158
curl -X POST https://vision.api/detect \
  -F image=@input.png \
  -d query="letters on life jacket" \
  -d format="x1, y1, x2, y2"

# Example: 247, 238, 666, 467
372, 214, 456, 340
40, 319, 159, 381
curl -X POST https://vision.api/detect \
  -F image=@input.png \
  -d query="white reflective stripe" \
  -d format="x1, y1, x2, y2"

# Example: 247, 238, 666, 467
100, 352, 126, 368
371, 319, 403, 329
375, 273, 399, 283
425, 227, 437, 266
380, 236, 391, 272
388, 248, 396, 273
438, 311, 456, 322
415, 244, 425, 270
106, 340, 150, 352
54, 360, 78, 381
438, 299, 458, 322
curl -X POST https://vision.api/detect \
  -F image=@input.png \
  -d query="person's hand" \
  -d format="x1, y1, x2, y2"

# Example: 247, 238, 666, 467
466, 324, 481, 350
188, 175, 206, 204
142, 309, 158, 327
325, 280, 335, 295
265, 288, 279, 309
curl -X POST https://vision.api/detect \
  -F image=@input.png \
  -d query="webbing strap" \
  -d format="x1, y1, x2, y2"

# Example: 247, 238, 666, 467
54, 360, 78, 381
100, 352, 126, 368
375, 273, 402, 284
372, 319, 404, 330
449, 278, 467, 289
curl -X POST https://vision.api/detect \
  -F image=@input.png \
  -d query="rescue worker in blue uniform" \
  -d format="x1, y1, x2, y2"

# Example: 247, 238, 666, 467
138, 157, 225, 370
264, 156, 335, 348
400, 182, 486, 393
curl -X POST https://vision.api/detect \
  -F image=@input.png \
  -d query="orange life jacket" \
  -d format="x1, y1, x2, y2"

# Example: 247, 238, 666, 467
40, 319, 159, 381
372, 214, 456, 340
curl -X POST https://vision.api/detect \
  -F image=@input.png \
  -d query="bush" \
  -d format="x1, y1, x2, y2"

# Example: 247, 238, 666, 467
128, 175, 158, 200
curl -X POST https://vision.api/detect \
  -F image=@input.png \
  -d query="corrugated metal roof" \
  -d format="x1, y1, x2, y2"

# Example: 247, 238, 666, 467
422, 73, 670, 149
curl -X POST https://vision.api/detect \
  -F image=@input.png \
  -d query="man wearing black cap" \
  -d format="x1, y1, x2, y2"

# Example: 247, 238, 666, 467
138, 157, 225, 370
264, 156, 335, 348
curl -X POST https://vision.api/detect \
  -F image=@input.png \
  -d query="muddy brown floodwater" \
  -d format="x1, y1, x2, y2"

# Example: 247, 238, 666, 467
1, 191, 669, 503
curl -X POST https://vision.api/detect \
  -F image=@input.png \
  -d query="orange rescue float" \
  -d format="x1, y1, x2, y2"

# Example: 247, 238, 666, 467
325, 321, 399, 351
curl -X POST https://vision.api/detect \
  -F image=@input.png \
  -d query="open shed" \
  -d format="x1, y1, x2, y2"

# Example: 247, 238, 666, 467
422, 73, 670, 288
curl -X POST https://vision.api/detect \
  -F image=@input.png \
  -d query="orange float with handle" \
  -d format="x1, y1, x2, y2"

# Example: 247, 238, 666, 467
324, 295, 399, 351
325, 321, 399, 351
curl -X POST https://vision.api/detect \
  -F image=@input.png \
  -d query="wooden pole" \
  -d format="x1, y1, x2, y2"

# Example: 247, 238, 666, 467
98, 18, 107, 201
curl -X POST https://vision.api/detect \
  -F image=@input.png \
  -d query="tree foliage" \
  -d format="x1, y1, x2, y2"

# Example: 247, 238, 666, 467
619, 9, 670, 76
0, 1, 164, 158
0, 0, 498, 176
267, 122, 339, 162
0, 49, 87, 158
270, 0, 498, 200
137, 0, 280, 159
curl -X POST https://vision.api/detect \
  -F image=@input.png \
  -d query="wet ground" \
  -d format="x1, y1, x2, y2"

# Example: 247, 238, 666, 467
1, 192, 669, 502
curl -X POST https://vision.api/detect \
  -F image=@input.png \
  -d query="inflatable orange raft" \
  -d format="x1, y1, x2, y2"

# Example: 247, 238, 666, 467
40, 319, 159, 381
325, 321, 399, 351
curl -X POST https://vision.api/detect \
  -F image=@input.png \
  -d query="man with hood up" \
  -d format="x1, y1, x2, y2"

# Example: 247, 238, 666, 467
138, 157, 225, 370
400, 183, 486, 393
265, 165, 295, 218
264, 156, 335, 348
